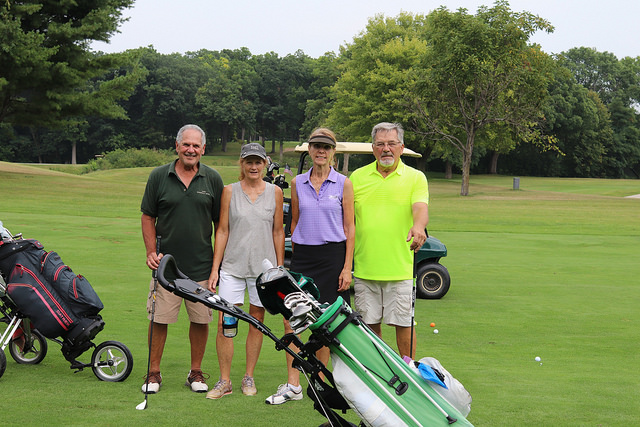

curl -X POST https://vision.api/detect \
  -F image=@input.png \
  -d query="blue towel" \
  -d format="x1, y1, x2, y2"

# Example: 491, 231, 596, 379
417, 363, 448, 389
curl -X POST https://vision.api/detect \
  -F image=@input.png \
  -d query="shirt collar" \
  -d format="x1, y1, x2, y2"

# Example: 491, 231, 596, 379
327, 166, 339, 182
369, 160, 405, 177
302, 166, 338, 183
169, 159, 203, 176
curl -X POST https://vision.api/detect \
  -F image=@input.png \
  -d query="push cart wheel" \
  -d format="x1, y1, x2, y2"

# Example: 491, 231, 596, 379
91, 340, 133, 382
0, 349, 6, 378
416, 262, 451, 299
9, 329, 48, 364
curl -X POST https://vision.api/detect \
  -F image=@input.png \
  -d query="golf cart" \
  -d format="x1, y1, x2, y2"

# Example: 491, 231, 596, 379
265, 142, 451, 299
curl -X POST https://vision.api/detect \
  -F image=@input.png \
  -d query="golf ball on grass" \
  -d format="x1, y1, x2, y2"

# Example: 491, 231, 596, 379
433, 329, 439, 334
535, 356, 541, 362
430, 322, 436, 327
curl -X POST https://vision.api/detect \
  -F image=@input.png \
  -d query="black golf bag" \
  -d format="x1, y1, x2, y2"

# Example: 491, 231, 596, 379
0, 238, 105, 361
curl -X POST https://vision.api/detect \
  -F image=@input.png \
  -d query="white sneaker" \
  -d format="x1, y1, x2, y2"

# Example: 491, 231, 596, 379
185, 370, 209, 393
265, 383, 303, 405
141, 372, 162, 394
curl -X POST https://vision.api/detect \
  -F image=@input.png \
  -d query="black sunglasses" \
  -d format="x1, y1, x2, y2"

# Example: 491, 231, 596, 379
311, 143, 333, 151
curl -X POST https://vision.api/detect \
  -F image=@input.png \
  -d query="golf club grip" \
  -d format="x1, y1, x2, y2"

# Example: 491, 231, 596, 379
152, 235, 161, 279
413, 251, 416, 277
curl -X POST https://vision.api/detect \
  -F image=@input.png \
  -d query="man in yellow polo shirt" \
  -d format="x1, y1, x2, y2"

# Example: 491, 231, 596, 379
350, 122, 429, 359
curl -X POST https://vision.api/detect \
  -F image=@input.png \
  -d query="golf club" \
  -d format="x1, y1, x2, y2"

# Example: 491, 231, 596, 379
409, 250, 416, 360
136, 235, 161, 411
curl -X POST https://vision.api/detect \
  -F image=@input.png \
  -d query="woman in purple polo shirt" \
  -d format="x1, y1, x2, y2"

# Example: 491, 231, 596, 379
291, 129, 355, 305
265, 128, 355, 405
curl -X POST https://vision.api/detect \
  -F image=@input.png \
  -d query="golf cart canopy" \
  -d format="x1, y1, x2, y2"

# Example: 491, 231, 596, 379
294, 142, 422, 157
294, 142, 422, 176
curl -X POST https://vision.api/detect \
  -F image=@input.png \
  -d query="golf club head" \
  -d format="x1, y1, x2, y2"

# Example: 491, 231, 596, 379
284, 291, 311, 309
288, 299, 319, 334
289, 316, 313, 334
285, 295, 308, 308
135, 400, 147, 410
291, 303, 313, 318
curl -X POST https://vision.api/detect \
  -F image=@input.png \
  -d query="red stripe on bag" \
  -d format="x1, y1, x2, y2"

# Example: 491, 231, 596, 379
8, 283, 71, 331
54, 265, 65, 281
15, 264, 74, 325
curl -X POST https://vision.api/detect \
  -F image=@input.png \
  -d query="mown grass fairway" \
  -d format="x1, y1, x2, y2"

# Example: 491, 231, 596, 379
1, 160, 639, 426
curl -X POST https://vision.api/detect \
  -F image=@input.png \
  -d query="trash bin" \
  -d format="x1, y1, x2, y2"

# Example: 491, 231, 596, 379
513, 177, 520, 190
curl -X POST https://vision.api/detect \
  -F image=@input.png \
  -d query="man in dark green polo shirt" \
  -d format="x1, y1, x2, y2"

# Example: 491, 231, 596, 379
140, 124, 223, 395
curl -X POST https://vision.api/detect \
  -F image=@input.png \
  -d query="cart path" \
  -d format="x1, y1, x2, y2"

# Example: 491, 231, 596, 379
625, 194, 640, 198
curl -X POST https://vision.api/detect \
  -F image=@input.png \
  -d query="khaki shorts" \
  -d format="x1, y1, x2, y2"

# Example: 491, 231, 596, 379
353, 278, 413, 327
146, 278, 213, 324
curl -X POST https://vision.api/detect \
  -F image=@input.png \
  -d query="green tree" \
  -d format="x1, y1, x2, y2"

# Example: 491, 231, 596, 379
254, 51, 313, 157
122, 48, 211, 149
410, 2, 555, 195
220, 48, 260, 143
301, 52, 341, 138
0, 0, 140, 127
254, 52, 287, 151
195, 49, 258, 151
560, 48, 640, 177
481, 123, 519, 174
0, 124, 29, 162
279, 51, 315, 152
561, 47, 635, 104
326, 13, 428, 151
606, 97, 640, 177
543, 66, 613, 176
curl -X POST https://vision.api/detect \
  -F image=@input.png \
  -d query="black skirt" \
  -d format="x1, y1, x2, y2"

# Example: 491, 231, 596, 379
290, 241, 351, 306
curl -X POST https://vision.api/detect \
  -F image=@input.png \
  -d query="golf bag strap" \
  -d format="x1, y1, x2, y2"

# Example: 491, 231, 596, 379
318, 306, 361, 347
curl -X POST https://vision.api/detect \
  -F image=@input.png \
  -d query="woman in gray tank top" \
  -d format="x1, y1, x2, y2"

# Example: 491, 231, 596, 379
206, 143, 284, 400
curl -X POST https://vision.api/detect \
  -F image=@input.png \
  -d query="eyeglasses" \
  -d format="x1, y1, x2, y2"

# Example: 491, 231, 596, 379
373, 141, 401, 149
310, 143, 333, 151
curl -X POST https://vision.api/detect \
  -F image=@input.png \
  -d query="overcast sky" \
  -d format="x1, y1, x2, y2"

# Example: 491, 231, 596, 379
92, 0, 640, 59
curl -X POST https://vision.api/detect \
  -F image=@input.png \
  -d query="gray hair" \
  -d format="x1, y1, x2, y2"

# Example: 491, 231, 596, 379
176, 124, 206, 146
371, 122, 404, 144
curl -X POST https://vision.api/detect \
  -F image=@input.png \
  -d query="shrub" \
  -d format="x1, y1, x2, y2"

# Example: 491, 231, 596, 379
82, 148, 174, 173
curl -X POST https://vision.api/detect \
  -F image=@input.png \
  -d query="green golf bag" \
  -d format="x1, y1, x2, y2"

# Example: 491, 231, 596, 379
256, 265, 473, 427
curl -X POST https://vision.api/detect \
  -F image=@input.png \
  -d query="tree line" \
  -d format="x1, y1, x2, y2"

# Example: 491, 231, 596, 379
2, 1, 638, 194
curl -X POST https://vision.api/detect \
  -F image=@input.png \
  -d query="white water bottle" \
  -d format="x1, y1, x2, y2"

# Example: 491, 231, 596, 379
222, 314, 238, 338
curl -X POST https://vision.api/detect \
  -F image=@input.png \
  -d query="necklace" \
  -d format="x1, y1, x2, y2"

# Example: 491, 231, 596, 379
310, 174, 327, 193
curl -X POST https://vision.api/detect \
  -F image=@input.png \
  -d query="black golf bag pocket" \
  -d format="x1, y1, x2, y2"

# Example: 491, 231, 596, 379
7, 264, 79, 338
41, 251, 103, 317
0, 239, 44, 274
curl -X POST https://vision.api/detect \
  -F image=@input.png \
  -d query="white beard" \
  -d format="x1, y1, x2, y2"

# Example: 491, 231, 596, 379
379, 157, 395, 167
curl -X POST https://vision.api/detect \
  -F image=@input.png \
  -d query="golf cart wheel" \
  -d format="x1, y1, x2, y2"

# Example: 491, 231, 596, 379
9, 329, 48, 365
91, 340, 133, 382
0, 349, 6, 379
416, 262, 451, 299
